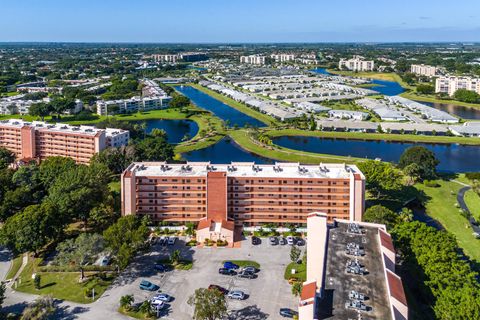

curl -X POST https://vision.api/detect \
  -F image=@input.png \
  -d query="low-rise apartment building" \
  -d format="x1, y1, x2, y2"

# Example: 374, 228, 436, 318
339, 55, 374, 72
410, 64, 438, 77
299, 213, 408, 320
0, 119, 129, 164
152, 52, 208, 63
121, 161, 365, 234
240, 55, 266, 65
271, 53, 296, 63
435, 76, 480, 96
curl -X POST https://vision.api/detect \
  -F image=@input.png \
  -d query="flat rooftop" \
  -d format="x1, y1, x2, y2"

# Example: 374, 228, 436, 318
127, 161, 363, 180
316, 221, 392, 319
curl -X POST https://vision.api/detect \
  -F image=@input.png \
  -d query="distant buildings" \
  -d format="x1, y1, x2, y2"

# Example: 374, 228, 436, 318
328, 110, 369, 121
298, 213, 408, 320
435, 76, 480, 96
270, 53, 295, 63
410, 64, 438, 77
152, 52, 208, 63
0, 96, 83, 116
339, 55, 374, 72
387, 96, 459, 123
240, 55, 266, 65
0, 119, 129, 164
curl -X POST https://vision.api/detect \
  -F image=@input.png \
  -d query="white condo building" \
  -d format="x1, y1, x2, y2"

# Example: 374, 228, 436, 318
410, 64, 438, 77
339, 55, 374, 72
240, 55, 266, 65
271, 54, 295, 63
435, 76, 480, 96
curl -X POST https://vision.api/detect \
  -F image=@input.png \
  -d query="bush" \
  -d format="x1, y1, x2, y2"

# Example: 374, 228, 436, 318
186, 240, 198, 247
216, 239, 228, 247
423, 180, 440, 188
465, 172, 480, 180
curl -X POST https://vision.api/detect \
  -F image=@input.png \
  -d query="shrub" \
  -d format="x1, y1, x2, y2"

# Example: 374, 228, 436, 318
216, 239, 228, 247
423, 180, 440, 188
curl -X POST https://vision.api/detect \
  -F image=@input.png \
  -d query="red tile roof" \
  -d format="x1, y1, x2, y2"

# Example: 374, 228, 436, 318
300, 281, 317, 301
387, 270, 407, 305
221, 220, 235, 231
197, 218, 212, 230
379, 229, 395, 253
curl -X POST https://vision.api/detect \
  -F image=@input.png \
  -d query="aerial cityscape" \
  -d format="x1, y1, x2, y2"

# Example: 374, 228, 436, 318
0, 1, 480, 319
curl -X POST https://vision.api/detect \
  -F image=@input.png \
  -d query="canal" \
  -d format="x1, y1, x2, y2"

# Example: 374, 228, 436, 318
272, 135, 480, 172
136, 119, 199, 144
175, 85, 266, 128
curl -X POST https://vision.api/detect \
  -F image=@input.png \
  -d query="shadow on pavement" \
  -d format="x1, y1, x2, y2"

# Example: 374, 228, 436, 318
228, 304, 269, 320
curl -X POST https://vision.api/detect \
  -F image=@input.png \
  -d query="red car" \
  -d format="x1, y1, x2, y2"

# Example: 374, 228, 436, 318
208, 284, 228, 295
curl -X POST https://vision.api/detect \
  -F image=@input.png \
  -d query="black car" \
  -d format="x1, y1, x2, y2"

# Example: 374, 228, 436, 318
251, 236, 261, 245
218, 268, 237, 275
238, 270, 256, 279
279, 308, 297, 318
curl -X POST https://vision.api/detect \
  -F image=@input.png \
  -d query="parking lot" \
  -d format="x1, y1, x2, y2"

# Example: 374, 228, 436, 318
122, 237, 301, 319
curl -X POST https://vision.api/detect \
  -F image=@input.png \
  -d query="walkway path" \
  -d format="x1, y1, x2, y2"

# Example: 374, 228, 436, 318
456, 184, 480, 235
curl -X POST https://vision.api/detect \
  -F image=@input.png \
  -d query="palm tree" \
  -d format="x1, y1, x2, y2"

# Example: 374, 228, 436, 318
120, 294, 134, 311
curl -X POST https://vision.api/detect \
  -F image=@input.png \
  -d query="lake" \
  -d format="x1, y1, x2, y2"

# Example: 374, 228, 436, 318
182, 137, 272, 164
273, 135, 480, 172
140, 119, 199, 144
175, 85, 266, 128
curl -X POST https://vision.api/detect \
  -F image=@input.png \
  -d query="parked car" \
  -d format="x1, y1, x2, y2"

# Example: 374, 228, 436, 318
100, 256, 110, 266
269, 236, 278, 245
286, 236, 295, 245
295, 238, 305, 246
167, 237, 177, 245
154, 263, 168, 272
227, 290, 245, 300
139, 280, 159, 291
208, 284, 228, 295
238, 270, 256, 279
223, 261, 240, 270
150, 299, 165, 308
158, 236, 166, 245
161, 236, 169, 246
152, 293, 172, 302
242, 266, 258, 273
279, 237, 287, 245
279, 308, 297, 318
219, 268, 237, 275
251, 236, 260, 245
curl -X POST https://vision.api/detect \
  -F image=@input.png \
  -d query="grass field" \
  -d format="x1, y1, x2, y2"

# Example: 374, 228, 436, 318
284, 262, 306, 281
229, 129, 361, 164
400, 91, 480, 109
264, 128, 480, 145
464, 189, 480, 221
16, 256, 115, 304
189, 83, 279, 126
415, 178, 480, 262
5, 255, 23, 280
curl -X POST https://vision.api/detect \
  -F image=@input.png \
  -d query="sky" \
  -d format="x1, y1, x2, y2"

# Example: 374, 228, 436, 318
0, 0, 479, 43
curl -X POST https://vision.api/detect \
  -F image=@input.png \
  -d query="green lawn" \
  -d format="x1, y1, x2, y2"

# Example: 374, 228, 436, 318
6, 255, 23, 280
265, 128, 480, 146
222, 260, 261, 269
188, 83, 279, 126
284, 262, 306, 281
464, 189, 480, 221
229, 129, 362, 164
401, 91, 480, 109
16, 256, 115, 304
118, 307, 154, 320
415, 179, 480, 262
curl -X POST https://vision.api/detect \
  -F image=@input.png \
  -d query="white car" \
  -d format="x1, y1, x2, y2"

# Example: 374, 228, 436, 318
286, 236, 295, 245
150, 299, 165, 308
167, 237, 177, 245
152, 293, 171, 302
227, 290, 245, 300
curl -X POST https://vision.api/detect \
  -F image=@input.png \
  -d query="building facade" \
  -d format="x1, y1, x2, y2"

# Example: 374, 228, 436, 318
0, 119, 129, 164
121, 162, 365, 227
410, 64, 437, 77
271, 54, 296, 63
435, 76, 480, 96
240, 55, 266, 65
339, 55, 375, 71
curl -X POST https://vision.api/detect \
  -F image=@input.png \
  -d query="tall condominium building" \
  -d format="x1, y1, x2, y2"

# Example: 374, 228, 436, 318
240, 55, 266, 65
121, 162, 365, 237
410, 64, 438, 77
271, 53, 296, 63
152, 52, 208, 63
435, 76, 480, 96
339, 55, 375, 72
0, 119, 129, 164
298, 213, 408, 320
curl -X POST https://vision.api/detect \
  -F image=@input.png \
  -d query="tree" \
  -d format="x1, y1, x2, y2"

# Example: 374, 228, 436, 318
139, 300, 154, 317
134, 136, 174, 162
91, 145, 136, 174
33, 274, 41, 290
187, 288, 228, 320
185, 222, 196, 238
0, 147, 15, 169
398, 208, 414, 222
398, 146, 439, 180
0, 282, 6, 309
51, 97, 75, 118
290, 245, 301, 263
169, 95, 190, 109
38, 156, 76, 187
53, 233, 105, 268
363, 205, 399, 229
170, 249, 181, 264
150, 128, 168, 139
120, 294, 134, 311
402, 163, 422, 185
28, 102, 52, 121
89, 202, 118, 231
21, 295, 55, 320
416, 84, 435, 95
357, 160, 403, 198
454, 89, 480, 104
292, 282, 302, 297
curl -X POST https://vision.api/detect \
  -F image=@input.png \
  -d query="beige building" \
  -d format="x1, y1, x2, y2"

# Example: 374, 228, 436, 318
271, 53, 295, 63
435, 76, 480, 96
298, 213, 408, 320
240, 55, 266, 65
410, 64, 437, 77
339, 55, 374, 72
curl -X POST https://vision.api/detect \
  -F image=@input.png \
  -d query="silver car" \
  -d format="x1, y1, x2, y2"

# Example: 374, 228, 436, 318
227, 290, 245, 300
